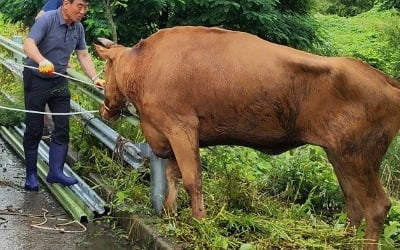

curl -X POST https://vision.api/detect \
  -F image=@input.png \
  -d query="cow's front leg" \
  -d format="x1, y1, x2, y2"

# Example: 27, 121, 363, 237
164, 158, 181, 216
167, 123, 205, 219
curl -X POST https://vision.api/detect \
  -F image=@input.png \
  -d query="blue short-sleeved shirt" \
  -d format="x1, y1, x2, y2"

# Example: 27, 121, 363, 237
42, 0, 62, 11
26, 8, 86, 76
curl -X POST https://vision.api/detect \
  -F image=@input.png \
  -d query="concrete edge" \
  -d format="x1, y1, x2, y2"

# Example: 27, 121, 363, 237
88, 173, 181, 250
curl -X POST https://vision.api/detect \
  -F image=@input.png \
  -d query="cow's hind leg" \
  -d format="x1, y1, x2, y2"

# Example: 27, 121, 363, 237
327, 149, 391, 250
326, 153, 364, 231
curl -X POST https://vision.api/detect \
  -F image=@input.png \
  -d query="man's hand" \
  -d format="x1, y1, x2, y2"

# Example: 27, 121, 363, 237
38, 59, 55, 75
93, 78, 106, 88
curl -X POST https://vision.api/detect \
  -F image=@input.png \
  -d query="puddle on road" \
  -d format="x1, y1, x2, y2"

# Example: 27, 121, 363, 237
0, 136, 138, 249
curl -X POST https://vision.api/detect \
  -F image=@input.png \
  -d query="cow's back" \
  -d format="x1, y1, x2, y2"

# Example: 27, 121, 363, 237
123, 26, 400, 151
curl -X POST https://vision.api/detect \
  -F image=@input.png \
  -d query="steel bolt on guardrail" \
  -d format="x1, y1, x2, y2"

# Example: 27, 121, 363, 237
0, 34, 167, 214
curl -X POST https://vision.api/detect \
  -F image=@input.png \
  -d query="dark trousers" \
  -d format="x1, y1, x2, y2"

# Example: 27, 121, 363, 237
23, 68, 70, 151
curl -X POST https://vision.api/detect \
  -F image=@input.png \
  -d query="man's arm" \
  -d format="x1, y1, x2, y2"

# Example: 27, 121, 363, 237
23, 38, 54, 74
76, 49, 99, 81
23, 38, 46, 64
76, 49, 105, 87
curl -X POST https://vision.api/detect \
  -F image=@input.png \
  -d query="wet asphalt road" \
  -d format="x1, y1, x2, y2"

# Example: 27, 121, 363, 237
0, 136, 133, 250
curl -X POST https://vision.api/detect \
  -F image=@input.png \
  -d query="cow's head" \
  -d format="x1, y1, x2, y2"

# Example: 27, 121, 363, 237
94, 38, 127, 121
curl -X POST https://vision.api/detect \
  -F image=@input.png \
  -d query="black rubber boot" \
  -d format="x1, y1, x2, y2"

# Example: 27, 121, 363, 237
46, 142, 78, 186
24, 150, 39, 191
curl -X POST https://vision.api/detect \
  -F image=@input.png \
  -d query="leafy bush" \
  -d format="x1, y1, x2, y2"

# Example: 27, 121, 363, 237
377, 0, 400, 9
0, 0, 42, 27
381, 13, 400, 79
0, 65, 25, 127
316, 0, 375, 16
383, 200, 400, 247
382, 135, 400, 199
201, 145, 344, 216
316, 9, 400, 78
201, 146, 264, 213
0, 98, 24, 126
261, 146, 344, 215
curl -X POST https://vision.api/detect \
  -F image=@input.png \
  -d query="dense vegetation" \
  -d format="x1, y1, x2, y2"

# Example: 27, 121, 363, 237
316, 7, 400, 78
0, 0, 321, 49
0, 0, 399, 249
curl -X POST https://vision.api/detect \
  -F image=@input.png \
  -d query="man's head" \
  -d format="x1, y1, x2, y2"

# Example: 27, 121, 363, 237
62, 0, 89, 24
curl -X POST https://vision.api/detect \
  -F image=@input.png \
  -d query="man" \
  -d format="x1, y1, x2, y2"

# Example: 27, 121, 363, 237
23, 0, 104, 191
35, 0, 63, 139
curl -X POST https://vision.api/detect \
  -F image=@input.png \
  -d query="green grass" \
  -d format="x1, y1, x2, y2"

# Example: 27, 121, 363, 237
316, 8, 400, 77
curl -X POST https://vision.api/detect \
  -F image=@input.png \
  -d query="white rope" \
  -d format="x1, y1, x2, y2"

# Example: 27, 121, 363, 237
0, 105, 98, 115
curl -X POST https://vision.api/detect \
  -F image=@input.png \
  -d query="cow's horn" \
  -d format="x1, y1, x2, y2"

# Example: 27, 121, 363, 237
97, 38, 115, 48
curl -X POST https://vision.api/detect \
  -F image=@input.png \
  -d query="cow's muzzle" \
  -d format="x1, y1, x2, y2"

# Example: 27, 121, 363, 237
99, 103, 121, 121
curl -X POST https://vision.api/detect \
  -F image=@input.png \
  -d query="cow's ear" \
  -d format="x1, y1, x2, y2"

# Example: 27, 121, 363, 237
93, 44, 116, 60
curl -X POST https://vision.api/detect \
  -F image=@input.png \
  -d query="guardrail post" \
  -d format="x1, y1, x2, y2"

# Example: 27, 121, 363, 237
150, 153, 168, 213
138, 143, 168, 213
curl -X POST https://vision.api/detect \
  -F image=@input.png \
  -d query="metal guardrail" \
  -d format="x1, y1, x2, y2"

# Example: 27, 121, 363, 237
0, 35, 25, 59
70, 100, 142, 168
0, 35, 167, 214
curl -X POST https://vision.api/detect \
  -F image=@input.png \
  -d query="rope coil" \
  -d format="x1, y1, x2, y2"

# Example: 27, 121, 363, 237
31, 209, 87, 233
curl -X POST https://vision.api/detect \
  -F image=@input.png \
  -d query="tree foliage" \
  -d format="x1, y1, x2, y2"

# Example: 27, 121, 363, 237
0, 0, 43, 27
167, 0, 320, 49
0, 0, 321, 50
377, 0, 400, 9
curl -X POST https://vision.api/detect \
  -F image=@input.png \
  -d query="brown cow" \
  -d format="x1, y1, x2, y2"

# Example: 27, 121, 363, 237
94, 26, 400, 249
